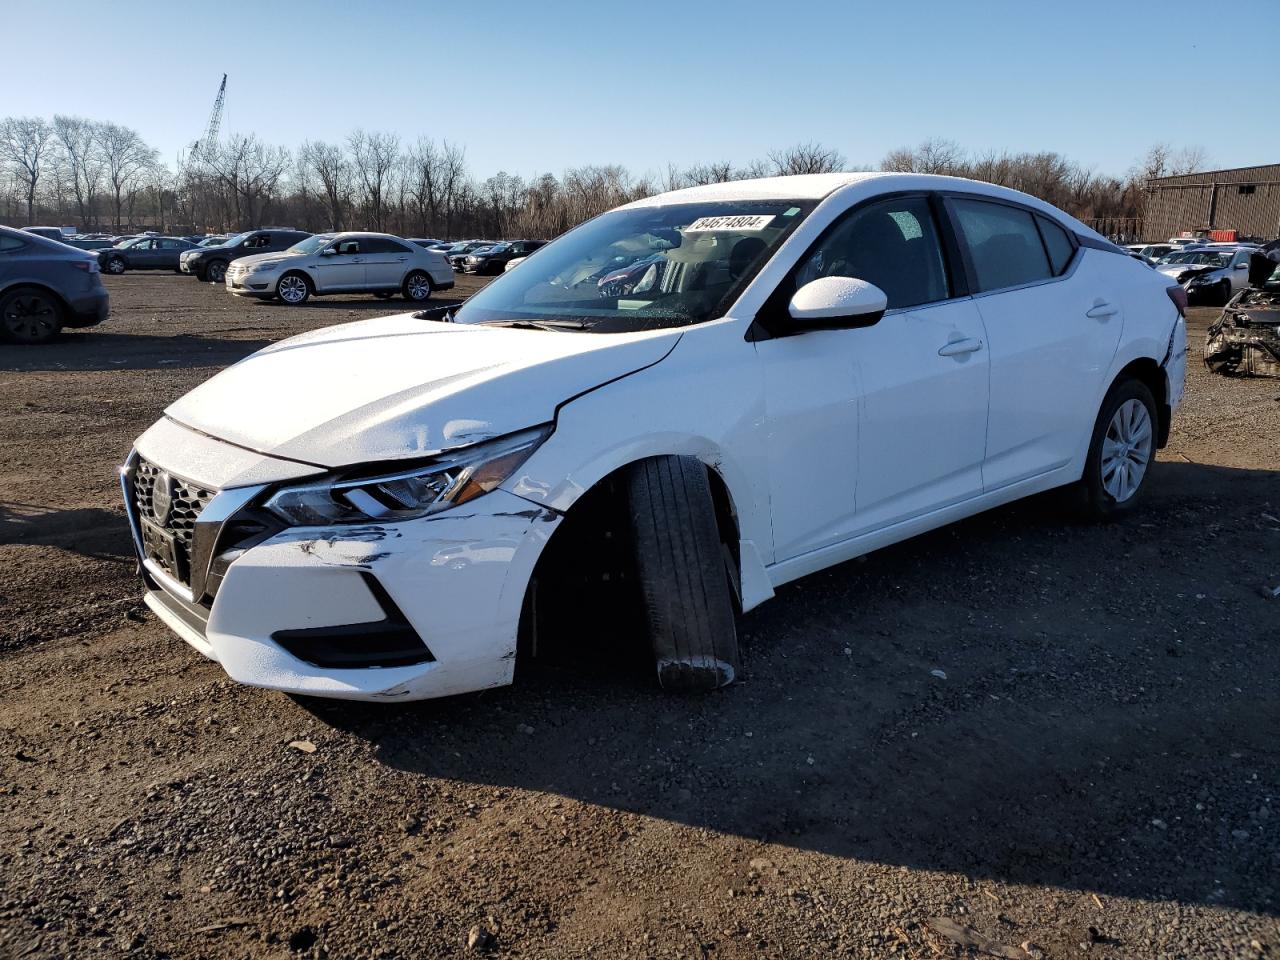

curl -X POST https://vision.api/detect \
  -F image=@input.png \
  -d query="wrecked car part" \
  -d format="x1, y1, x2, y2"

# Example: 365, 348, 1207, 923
1205, 243, 1280, 379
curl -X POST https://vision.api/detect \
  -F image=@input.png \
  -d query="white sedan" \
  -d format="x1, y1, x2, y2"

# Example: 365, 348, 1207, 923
123, 172, 1186, 700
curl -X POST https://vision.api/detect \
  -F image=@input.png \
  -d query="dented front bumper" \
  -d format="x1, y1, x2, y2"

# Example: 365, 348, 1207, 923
129, 478, 560, 701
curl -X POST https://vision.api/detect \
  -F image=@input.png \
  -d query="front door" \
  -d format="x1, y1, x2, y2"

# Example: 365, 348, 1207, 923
756, 195, 989, 561
314, 239, 365, 291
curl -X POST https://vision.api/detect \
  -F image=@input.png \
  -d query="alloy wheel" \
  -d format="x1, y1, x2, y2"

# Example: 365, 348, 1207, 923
2, 292, 59, 343
278, 275, 308, 304
1100, 398, 1153, 503
405, 274, 431, 300
207, 261, 226, 282
107, 258, 125, 274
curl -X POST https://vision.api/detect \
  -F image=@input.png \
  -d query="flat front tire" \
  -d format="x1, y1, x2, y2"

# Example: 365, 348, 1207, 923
625, 456, 740, 692
1080, 378, 1158, 519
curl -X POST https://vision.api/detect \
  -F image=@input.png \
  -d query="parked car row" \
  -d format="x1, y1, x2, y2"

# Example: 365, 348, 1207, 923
428, 238, 547, 273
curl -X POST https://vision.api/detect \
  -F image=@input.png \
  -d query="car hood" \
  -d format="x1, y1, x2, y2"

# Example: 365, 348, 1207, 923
233, 251, 300, 269
164, 313, 680, 468
1155, 263, 1213, 278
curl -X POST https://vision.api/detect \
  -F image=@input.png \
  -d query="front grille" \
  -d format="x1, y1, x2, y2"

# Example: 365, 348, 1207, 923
133, 457, 215, 585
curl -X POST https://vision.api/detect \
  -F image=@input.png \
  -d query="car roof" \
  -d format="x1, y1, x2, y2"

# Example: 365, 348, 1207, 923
621, 171, 1111, 244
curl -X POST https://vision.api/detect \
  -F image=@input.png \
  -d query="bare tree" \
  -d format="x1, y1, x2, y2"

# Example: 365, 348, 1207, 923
0, 116, 53, 224
300, 140, 351, 231
768, 141, 846, 176
347, 130, 400, 231
209, 134, 290, 228
95, 122, 158, 230
52, 115, 104, 228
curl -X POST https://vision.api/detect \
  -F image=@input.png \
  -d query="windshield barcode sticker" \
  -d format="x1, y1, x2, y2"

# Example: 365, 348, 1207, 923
684, 215, 775, 233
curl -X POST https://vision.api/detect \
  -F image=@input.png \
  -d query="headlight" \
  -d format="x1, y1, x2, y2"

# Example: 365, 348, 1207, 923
262, 425, 551, 526
249, 260, 282, 272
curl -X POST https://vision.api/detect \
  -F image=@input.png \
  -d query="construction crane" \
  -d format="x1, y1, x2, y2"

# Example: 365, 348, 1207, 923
189, 73, 226, 164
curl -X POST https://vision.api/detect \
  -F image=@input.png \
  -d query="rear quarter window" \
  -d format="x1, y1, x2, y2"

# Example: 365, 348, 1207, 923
1036, 215, 1076, 275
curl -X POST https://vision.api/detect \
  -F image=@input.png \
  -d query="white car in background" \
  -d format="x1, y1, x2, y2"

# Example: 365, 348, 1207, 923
123, 172, 1186, 702
224, 232, 454, 305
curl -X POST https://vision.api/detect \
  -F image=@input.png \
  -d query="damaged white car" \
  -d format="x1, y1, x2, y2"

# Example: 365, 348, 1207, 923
122, 173, 1187, 701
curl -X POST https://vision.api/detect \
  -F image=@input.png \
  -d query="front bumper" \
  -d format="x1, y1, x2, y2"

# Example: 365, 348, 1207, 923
123, 450, 560, 701
225, 271, 272, 295
179, 258, 194, 274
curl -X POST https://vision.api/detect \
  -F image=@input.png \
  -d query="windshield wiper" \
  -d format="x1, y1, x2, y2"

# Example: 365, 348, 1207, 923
477, 319, 594, 331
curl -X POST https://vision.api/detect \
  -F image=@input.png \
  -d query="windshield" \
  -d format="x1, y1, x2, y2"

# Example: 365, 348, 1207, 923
1159, 251, 1230, 267
287, 234, 335, 255
220, 231, 252, 248
453, 199, 815, 333
198, 236, 227, 247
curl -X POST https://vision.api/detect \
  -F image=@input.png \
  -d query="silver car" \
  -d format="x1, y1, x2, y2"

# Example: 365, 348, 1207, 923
1154, 245, 1257, 306
225, 232, 455, 305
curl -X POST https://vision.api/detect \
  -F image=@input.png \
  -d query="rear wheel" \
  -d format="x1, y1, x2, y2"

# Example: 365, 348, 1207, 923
276, 272, 311, 305
1080, 378, 1158, 519
0, 287, 64, 344
625, 456, 740, 692
205, 260, 228, 283
403, 271, 432, 302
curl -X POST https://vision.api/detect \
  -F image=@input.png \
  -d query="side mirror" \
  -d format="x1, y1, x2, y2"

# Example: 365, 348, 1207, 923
788, 276, 888, 329
1235, 262, 1248, 269
320, 247, 336, 256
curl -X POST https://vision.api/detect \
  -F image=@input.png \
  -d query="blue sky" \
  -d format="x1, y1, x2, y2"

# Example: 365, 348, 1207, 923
7, 0, 1275, 179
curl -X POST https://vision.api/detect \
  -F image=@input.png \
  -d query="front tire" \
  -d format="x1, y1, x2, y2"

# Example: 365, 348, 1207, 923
205, 260, 228, 283
402, 271, 432, 302
625, 456, 740, 692
105, 257, 126, 275
276, 272, 311, 305
0, 287, 65, 344
1080, 378, 1158, 519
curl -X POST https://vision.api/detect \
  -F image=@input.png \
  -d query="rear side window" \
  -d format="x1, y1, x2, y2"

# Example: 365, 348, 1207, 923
0, 235, 25, 252
1036, 215, 1075, 275
363, 238, 411, 254
951, 198, 1052, 292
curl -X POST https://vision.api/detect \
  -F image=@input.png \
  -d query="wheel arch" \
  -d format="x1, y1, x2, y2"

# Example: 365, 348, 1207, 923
1112, 356, 1170, 448
0, 281, 72, 316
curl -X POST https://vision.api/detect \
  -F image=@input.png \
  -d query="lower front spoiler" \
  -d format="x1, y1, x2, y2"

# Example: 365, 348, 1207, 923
141, 489, 561, 702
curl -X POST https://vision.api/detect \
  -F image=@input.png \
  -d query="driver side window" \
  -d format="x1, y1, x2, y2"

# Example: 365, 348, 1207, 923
796, 197, 950, 309
336, 240, 360, 255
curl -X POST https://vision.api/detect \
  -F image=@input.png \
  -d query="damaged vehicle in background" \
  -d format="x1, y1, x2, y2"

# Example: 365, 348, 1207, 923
1204, 241, 1280, 378
121, 172, 1186, 702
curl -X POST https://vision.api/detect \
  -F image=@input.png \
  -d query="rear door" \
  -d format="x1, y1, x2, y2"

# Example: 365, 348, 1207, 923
129, 239, 159, 268
156, 238, 188, 269
362, 237, 412, 288
945, 196, 1123, 491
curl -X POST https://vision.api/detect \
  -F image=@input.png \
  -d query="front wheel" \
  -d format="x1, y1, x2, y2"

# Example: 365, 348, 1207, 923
1080, 378, 1158, 519
105, 257, 126, 275
276, 272, 311, 305
402, 271, 432, 302
625, 456, 740, 692
205, 260, 228, 283
0, 287, 64, 344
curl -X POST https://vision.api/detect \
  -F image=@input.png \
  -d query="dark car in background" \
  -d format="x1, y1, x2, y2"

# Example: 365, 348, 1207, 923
180, 229, 311, 282
21, 227, 73, 243
99, 236, 199, 274
444, 240, 496, 271
461, 239, 546, 274
0, 224, 109, 344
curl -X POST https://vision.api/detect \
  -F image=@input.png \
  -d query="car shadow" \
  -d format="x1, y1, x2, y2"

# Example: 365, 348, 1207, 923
0, 501, 134, 561
299, 460, 1280, 916
0, 332, 276, 373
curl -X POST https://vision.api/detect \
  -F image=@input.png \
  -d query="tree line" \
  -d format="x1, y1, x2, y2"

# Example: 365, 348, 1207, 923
0, 115, 1207, 241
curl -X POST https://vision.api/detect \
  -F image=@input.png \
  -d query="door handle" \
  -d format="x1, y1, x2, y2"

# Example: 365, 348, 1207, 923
1086, 300, 1118, 320
937, 337, 983, 357
397, 256, 408, 262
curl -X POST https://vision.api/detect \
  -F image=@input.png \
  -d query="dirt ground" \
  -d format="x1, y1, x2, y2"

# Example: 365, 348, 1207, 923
1, 272, 1277, 960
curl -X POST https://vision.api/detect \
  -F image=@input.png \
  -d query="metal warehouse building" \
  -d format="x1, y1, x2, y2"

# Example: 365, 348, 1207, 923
1144, 163, 1280, 242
